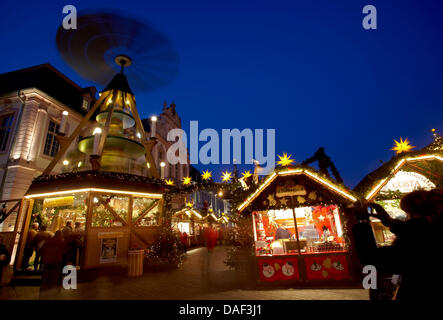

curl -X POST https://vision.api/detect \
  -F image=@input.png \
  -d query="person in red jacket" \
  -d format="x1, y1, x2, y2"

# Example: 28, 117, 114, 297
201, 223, 218, 285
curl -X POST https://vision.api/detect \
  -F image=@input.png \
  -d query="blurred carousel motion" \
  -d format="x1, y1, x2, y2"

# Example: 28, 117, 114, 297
56, 10, 180, 92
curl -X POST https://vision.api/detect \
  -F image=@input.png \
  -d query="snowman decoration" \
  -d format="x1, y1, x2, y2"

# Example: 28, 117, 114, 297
282, 261, 295, 277
262, 263, 275, 278
332, 260, 344, 271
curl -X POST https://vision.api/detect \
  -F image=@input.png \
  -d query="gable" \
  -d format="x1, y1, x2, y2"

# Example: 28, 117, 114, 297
238, 169, 356, 213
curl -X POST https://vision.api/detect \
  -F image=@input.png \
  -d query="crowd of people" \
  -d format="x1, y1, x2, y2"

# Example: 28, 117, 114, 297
21, 220, 85, 271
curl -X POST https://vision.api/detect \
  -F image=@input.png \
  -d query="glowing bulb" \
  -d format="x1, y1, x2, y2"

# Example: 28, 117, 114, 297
77, 161, 82, 168
136, 132, 141, 139
62, 111, 69, 116
93, 127, 102, 135
151, 116, 157, 122
63, 160, 69, 166
160, 162, 166, 167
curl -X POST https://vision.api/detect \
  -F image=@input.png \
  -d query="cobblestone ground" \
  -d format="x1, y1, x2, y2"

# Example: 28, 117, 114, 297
0, 246, 368, 300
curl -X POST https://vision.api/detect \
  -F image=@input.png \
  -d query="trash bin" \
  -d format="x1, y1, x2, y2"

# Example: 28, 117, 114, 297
127, 249, 144, 276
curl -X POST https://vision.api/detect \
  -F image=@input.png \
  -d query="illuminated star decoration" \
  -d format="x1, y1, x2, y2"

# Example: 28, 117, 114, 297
183, 176, 192, 185
202, 170, 212, 180
165, 179, 174, 185
391, 137, 415, 154
185, 201, 193, 207
221, 171, 232, 182
277, 153, 295, 167
241, 170, 252, 179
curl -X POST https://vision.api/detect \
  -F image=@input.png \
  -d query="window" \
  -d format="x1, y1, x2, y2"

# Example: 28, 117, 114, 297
0, 114, 14, 151
91, 195, 129, 227
43, 121, 60, 157
132, 197, 160, 226
82, 98, 89, 111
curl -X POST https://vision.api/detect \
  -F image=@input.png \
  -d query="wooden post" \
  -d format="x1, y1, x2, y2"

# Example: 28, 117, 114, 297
96, 91, 116, 164
42, 92, 110, 175
82, 192, 93, 269
15, 198, 34, 269
127, 95, 159, 178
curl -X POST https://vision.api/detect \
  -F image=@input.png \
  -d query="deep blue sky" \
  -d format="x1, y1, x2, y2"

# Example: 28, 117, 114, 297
1, 0, 442, 187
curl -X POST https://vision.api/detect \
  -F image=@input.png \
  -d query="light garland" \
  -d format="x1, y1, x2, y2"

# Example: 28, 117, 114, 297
202, 170, 212, 180
237, 168, 357, 212
365, 153, 443, 200
25, 188, 163, 199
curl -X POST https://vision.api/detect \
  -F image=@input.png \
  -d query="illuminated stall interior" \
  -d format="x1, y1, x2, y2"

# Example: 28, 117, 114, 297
238, 167, 358, 282
172, 206, 202, 241
355, 134, 442, 246
172, 205, 229, 246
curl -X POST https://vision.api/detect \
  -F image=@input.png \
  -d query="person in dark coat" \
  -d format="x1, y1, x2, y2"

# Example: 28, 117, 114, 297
21, 222, 39, 269
0, 234, 11, 287
33, 226, 54, 271
61, 221, 75, 265
364, 190, 442, 301
39, 230, 67, 299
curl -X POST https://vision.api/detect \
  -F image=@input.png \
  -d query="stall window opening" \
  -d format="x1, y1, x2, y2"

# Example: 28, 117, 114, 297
254, 205, 347, 257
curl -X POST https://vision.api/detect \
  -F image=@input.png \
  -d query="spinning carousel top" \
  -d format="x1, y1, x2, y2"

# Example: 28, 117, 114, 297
56, 10, 179, 93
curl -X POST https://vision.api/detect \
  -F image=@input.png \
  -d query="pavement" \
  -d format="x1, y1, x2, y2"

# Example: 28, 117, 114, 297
0, 246, 368, 300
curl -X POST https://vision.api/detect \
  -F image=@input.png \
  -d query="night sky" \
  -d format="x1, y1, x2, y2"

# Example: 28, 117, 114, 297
0, 0, 442, 187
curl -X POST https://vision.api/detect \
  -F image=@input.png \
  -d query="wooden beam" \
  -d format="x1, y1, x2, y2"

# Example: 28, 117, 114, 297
42, 92, 110, 175
0, 201, 20, 223
98, 196, 128, 227
131, 229, 151, 248
134, 200, 159, 225
96, 91, 116, 163
127, 94, 159, 178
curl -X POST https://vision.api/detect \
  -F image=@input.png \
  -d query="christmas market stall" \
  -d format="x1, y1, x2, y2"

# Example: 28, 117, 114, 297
237, 159, 359, 284
354, 131, 442, 246
18, 171, 164, 269
171, 204, 203, 246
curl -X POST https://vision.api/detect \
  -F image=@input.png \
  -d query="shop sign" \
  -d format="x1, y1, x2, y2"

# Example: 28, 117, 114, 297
100, 238, 118, 264
276, 183, 306, 197
43, 196, 74, 208
98, 231, 124, 239
381, 171, 435, 194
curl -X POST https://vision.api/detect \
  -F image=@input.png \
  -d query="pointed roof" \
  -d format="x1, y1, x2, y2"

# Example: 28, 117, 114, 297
237, 166, 357, 213
354, 133, 443, 200
101, 73, 134, 95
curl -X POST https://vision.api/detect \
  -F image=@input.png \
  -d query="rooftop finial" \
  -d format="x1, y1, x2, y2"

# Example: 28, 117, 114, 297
114, 55, 132, 74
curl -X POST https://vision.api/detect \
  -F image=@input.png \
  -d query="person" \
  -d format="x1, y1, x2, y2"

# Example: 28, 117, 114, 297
72, 222, 85, 266
21, 222, 39, 269
180, 231, 188, 253
0, 235, 11, 287
201, 223, 218, 285
40, 230, 67, 299
61, 221, 74, 265
33, 226, 54, 271
355, 190, 442, 300
275, 221, 293, 240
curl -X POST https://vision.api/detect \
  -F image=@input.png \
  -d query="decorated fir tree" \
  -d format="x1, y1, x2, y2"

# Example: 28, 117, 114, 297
145, 222, 185, 267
